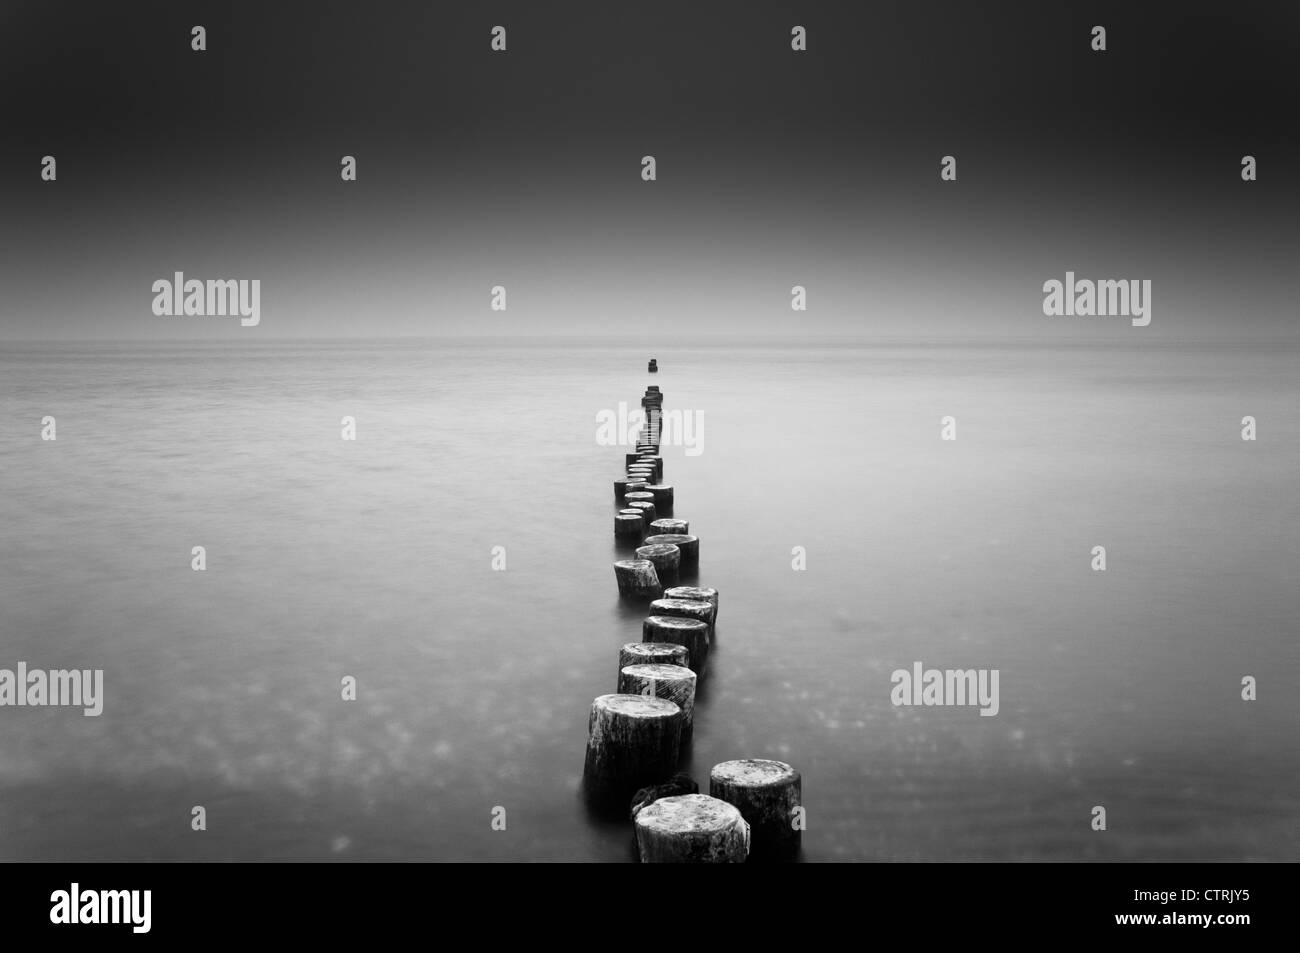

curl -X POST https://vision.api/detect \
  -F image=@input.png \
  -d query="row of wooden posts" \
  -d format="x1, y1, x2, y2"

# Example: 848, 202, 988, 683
582, 380, 803, 862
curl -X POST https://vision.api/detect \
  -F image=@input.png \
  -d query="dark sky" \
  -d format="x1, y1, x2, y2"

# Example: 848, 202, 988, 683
1, 1, 1297, 340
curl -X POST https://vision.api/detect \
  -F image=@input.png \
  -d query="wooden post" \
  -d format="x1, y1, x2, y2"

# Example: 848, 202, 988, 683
634, 794, 750, 863
638, 456, 663, 481
626, 500, 657, 526
615, 512, 644, 539
583, 694, 683, 795
636, 543, 680, 587
619, 641, 689, 677
642, 615, 710, 675
644, 484, 674, 508
649, 597, 713, 632
618, 663, 697, 736
663, 585, 718, 623
644, 533, 697, 568
649, 518, 689, 535
709, 759, 802, 861
623, 490, 655, 506
618, 507, 648, 533
613, 559, 661, 599
615, 477, 648, 501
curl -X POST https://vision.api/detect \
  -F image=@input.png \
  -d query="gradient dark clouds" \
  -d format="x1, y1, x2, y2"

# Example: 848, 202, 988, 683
1, 1, 1297, 340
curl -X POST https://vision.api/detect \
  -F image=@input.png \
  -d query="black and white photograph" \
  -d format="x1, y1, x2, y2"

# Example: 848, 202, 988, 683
0, 0, 1295, 933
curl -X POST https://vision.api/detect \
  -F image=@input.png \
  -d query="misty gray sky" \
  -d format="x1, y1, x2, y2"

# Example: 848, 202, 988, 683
1, 1, 1296, 342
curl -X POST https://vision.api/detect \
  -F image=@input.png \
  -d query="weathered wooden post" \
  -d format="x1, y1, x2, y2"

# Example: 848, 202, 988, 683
626, 500, 657, 526
615, 477, 648, 501
618, 507, 648, 533
615, 512, 644, 539
618, 663, 697, 736
634, 794, 750, 863
635, 463, 662, 485
613, 559, 661, 599
644, 484, 674, 508
649, 597, 713, 632
583, 694, 683, 795
642, 615, 710, 675
709, 760, 802, 861
619, 642, 689, 677
663, 585, 718, 623
644, 533, 697, 568
636, 543, 680, 587
649, 518, 689, 535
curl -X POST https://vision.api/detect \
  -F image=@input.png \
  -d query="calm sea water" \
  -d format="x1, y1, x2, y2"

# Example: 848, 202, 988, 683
1, 339, 1297, 861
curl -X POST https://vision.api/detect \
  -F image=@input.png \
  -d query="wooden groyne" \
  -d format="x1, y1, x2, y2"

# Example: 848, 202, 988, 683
582, 374, 803, 862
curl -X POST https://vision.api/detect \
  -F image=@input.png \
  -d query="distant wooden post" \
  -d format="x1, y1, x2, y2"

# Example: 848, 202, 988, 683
644, 484, 674, 508
642, 615, 710, 675
645, 533, 697, 568
614, 559, 661, 599
626, 500, 657, 526
615, 477, 648, 501
637, 455, 663, 481
649, 518, 689, 535
615, 512, 644, 539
